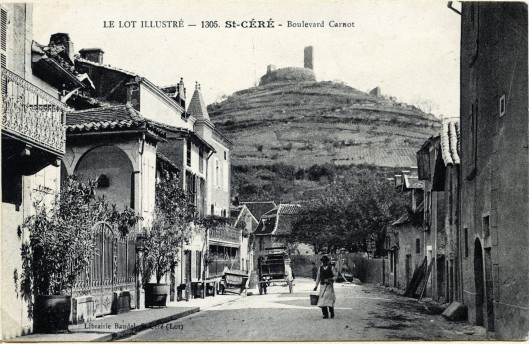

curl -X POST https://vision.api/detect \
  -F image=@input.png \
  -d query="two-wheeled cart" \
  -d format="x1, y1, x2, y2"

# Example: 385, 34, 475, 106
257, 246, 294, 295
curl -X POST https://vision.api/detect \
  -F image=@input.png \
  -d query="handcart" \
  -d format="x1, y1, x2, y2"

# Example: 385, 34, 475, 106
220, 268, 249, 295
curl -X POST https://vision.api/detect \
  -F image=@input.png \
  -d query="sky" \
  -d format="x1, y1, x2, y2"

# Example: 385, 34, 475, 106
32, 0, 461, 118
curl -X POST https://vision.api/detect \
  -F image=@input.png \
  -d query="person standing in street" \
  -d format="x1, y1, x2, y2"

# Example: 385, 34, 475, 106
313, 255, 337, 319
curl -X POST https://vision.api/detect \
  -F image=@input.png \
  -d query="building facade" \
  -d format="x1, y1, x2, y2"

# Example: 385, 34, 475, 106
385, 168, 425, 290
459, 3, 528, 339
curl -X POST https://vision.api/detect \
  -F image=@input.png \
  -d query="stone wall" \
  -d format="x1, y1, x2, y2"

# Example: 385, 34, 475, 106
259, 67, 316, 86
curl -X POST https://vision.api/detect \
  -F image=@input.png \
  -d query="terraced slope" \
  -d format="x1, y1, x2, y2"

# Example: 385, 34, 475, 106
209, 81, 440, 168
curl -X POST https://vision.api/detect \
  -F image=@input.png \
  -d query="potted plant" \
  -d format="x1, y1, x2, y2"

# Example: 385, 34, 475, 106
143, 179, 195, 307
15, 176, 140, 333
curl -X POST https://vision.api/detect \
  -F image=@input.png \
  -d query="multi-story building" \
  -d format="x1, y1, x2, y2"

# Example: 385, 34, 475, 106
458, 3, 528, 339
59, 35, 240, 308
0, 5, 93, 337
385, 168, 425, 290
416, 135, 447, 301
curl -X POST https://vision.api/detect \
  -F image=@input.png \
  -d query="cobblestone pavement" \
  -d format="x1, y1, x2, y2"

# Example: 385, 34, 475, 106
127, 278, 489, 341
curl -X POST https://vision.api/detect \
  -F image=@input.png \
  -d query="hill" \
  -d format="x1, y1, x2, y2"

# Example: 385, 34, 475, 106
207, 80, 440, 201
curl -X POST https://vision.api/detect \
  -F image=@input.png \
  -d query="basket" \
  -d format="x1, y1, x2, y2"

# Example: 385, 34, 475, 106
310, 291, 319, 305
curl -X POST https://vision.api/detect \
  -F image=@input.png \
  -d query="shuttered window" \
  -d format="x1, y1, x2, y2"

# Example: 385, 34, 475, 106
1, 8, 7, 65
1, 8, 7, 95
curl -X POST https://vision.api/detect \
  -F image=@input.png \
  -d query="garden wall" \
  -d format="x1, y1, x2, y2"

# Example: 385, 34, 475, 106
289, 253, 386, 285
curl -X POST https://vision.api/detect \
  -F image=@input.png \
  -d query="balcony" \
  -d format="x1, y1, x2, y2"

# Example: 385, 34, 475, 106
2, 67, 67, 156
209, 226, 240, 244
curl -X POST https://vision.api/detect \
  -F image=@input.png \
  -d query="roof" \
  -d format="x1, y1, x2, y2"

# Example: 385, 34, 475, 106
147, 120, 216, 153
156, 151, 180, 172
231, 205, 258, 227
241, 201, 277, 221
66, 104, 165, 140
254, 214, 277, 235
440, 120, 460, 166
254, 204, 301, 236
392, 202, 424, 226
187, 86, 211, 122
403, 174, 424, 190
76, 57, 137, 77
277, 203, 302, 215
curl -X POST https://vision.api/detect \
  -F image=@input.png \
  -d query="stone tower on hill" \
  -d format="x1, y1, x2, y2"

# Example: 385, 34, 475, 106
304, 46, 313, 70
259, 47, 316, 86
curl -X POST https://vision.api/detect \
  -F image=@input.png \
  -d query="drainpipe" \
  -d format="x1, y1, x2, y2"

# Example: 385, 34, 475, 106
447, 2, 461, 15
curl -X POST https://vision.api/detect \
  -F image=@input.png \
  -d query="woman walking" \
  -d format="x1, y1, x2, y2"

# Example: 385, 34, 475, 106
313, 255, 337, 319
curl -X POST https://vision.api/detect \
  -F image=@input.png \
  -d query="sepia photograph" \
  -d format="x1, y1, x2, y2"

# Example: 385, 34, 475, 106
1, 0, 528, 342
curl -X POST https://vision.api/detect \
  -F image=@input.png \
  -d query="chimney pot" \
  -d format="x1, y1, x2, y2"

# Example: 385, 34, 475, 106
79, 48, 105, 64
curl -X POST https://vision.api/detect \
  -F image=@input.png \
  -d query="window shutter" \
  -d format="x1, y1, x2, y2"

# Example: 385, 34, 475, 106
1, 8, 7, 95
1, 8, 7, 68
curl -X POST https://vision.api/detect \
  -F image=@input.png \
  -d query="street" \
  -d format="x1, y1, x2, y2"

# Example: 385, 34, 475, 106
126, 278, 488, 341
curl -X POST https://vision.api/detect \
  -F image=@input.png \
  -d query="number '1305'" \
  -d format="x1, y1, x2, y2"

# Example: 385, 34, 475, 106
201, 21, 219, 28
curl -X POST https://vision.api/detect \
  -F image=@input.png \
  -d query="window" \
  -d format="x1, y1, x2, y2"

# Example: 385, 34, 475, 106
483, 215, 490, 237
199, 149, 204, 173
416, 239, 421, 254
211, 204, 214, 215
1, 8, 7, 69
499, 94, 506, 117
1, 7, 8, 96
464, 227, 469, 258
196, 251, 202, 279
467, 100, 478, 178
215, 159, 220, 187
259, 237, 264, 251
224, 151, 227, 160
468, 3, 479, 66
186, 139, 191, 167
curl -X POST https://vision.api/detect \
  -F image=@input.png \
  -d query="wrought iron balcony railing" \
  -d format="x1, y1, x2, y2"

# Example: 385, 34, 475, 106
2, 67, 67, 155
209, 226, 241, 244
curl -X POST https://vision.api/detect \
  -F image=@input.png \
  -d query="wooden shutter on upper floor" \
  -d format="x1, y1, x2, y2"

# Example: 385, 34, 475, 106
1, 7, 8, 96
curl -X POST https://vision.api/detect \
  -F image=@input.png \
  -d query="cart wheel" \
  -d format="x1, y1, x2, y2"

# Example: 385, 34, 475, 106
288, 281, 293, 293
258, 284, 263, 295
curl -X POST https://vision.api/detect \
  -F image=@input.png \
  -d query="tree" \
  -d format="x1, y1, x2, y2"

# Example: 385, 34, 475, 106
16, 176, 140, 316
142, 179, 196, 284
290, 170, 406, 256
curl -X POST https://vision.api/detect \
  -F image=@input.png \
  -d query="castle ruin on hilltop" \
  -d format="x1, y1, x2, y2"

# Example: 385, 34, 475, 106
259, 46, 316, 86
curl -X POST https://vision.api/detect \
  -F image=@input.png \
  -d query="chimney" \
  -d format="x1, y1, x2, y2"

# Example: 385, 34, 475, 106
49, 33, 75, 63
176, 77, 186, 108
304, 46, 313, 70
79, 48, 105, 64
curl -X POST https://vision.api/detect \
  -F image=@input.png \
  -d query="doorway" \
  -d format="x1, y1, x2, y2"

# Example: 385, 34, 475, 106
474, 239, 484, 326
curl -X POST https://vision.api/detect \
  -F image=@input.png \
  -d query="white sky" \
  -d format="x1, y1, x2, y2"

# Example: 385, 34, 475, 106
32, 0, 461, 117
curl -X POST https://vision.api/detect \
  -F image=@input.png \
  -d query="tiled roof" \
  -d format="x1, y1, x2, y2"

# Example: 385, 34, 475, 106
241, 201, 277, 221
67, 104, 143, 131
254, 214, 277, 235
253, 204, 301, 236
66, 104, 165, 140
277, 203, 302, 215
187, 87, 210, 121
441, 120, 460, 166
76, 57, 137, 77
